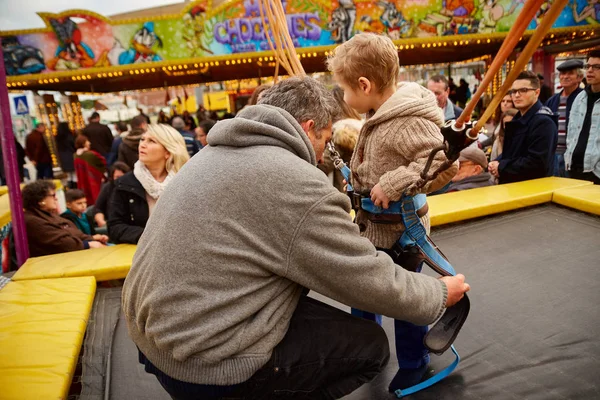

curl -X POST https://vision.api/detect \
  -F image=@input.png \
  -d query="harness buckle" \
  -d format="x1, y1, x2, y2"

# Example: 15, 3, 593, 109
350, 192, 362, 211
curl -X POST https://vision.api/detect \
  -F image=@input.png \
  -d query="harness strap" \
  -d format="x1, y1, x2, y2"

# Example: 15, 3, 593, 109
395, 346, 460, 398
397, 196, 456, 277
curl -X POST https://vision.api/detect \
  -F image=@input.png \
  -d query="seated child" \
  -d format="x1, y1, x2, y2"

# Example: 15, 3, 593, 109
61, 189, 109, 244
327, 32, 459, 392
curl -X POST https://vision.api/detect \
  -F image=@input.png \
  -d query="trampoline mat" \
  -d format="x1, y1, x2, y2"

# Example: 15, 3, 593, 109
86, 204, 600, 400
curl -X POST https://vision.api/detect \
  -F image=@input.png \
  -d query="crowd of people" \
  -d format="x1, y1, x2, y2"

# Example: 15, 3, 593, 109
20, 111, 199, 256
6, 33, 599, 399
13, 47, 599, 258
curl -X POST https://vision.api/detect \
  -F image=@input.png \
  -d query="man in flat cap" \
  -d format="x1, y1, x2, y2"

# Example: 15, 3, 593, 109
447, 146, 494, 191
545, 59, 584, 177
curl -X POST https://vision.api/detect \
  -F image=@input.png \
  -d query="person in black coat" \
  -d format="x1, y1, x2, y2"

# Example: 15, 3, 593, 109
93, 161, 131, 228
0, 138, 26, 184
108, 124, 188, 244
107, 171, 149, 244
55, 122, 76, 178
82, 112, 114, 158
488, 71, 558, 184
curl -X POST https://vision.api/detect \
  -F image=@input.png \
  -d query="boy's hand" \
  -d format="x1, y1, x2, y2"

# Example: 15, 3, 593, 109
370, 183, 390, 209
488, 161, 500, 178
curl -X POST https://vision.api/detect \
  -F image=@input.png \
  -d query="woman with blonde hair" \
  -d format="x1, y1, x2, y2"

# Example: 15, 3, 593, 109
108, 124, 189, 244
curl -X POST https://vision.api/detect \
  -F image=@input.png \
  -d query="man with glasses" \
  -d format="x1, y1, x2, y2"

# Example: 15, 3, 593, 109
545, 59, 584, 177
488, 71, 558, 184
564, 50, 600, 184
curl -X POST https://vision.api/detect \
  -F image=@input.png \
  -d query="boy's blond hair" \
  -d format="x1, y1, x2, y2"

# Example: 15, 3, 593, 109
326, 33, 399, 93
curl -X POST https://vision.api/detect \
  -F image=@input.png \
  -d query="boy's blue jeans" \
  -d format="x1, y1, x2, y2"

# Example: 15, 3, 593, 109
351, 247, 430, 370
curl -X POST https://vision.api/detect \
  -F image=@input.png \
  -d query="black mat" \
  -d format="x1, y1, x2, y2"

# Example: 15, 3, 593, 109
343, 204, 600, 399
90, 205, 600, 399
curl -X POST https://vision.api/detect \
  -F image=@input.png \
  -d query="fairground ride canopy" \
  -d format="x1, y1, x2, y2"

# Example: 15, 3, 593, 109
2, 0, 599, 93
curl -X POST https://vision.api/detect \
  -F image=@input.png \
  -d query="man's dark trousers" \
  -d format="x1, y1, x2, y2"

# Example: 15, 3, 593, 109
140, 295, 390, 400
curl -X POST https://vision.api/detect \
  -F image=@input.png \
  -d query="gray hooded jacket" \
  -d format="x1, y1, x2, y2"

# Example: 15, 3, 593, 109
122, 104, 447, 385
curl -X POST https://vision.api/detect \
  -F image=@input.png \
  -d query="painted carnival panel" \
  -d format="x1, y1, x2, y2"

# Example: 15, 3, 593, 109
1, 0, 598, 76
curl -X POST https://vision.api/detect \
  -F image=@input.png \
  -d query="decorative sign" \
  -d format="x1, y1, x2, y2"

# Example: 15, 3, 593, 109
1, 0, 597, 76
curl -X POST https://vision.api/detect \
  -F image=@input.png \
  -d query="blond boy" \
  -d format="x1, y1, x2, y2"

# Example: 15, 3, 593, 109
327, 33, 458, 392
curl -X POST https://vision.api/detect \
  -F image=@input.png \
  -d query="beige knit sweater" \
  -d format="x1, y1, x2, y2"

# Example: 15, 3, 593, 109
349, 82, 459, 248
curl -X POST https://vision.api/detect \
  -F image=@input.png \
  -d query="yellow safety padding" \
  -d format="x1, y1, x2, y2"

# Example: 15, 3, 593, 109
13, 244, 137, 282
0, 276, 96, 400
428, 177, 592, 227
0, 193, 11, 229
552, 185, 600, 216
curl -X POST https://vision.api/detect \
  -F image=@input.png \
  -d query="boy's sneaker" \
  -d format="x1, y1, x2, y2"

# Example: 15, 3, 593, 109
388, 364, 430, 392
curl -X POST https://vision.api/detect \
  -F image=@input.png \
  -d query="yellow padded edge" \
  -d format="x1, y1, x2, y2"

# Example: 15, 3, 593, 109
428, 177, 592, 227
12, 244, 137, 282
0, 194, 11, 228
0, 276, 96, 400
552, 185, 600, 216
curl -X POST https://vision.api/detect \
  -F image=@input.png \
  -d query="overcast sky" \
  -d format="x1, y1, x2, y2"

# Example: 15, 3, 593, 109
0, 0, 184, 31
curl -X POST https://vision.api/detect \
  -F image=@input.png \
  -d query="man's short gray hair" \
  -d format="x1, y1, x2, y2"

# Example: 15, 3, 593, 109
258, 76, 339, 132
171, 116, 185, 129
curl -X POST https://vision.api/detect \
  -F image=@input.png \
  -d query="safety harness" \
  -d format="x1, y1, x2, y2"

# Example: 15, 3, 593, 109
327, 120, 475, 397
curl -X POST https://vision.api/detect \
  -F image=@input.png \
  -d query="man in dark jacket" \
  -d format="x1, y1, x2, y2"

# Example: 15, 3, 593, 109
117, 115, 147, 169
545, 59, 584, 177
489, 71, 558, 184
25, 123, 53, 179
82, 112, 114, 157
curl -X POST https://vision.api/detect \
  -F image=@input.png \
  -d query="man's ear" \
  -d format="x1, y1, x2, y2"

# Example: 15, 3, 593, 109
475, 165, 483, 174
300, 120, 315, 136
358, 77, 372, 95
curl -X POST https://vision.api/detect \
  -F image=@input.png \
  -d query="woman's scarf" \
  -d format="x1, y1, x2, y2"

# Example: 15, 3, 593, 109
133, 161, 175, 200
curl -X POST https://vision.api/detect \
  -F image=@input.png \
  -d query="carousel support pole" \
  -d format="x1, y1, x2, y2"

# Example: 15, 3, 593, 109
0, 38, 30, 267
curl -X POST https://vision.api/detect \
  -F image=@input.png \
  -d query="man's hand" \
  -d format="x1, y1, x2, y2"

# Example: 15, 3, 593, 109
92, 234, 109, 244
488, 161, 500, 178
440, 274, 470, 307
88, 241, 106, 249
94, 213, 107, 228
370, 183, 390, 209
